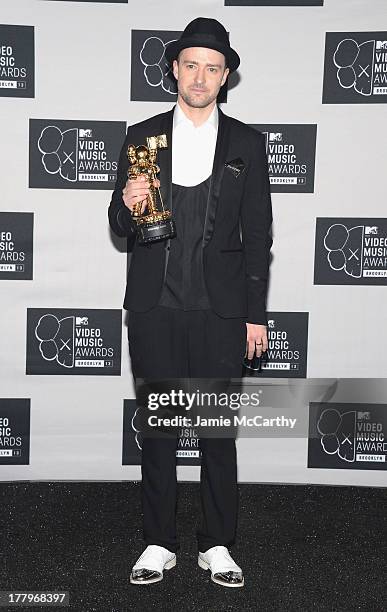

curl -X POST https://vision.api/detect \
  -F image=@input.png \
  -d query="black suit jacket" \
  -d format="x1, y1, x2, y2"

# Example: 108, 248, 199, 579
108, 105, 273, 325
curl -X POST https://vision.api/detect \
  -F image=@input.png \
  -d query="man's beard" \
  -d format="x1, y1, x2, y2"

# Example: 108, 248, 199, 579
179, 87, 217, 109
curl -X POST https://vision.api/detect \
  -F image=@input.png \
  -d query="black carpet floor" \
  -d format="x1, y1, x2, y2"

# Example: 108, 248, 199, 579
0, 482, 386, 612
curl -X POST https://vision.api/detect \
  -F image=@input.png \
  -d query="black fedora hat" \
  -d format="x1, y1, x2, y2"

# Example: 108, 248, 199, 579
165, 17, 240, 73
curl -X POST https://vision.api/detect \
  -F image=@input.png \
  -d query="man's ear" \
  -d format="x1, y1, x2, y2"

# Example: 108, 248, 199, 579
221, 67, 230, 87
172, 59, 179, 81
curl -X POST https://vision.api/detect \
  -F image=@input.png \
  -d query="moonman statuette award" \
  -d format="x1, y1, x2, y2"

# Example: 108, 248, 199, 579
127, 135, 176, 244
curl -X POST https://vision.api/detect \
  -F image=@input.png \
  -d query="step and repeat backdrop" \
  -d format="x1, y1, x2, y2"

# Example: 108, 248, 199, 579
1, 0, 386, 485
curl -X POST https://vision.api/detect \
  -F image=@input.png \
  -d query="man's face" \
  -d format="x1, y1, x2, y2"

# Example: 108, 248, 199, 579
172, 47, 229, 109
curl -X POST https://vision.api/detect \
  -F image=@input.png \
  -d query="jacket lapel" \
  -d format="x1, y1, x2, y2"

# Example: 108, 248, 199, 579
158, 106, 174, 216
202, 107, 231, 247
157, 106, 174, 279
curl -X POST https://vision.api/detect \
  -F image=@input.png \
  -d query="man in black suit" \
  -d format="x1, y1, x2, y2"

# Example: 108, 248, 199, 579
108, 17, 273, 588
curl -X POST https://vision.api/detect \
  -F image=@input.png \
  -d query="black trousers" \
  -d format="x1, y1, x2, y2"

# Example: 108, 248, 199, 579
127, 305, 246, 553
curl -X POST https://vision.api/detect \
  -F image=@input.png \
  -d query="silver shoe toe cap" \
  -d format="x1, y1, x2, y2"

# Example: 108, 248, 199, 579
213, 570, 244, 585
131, 568, 162, 582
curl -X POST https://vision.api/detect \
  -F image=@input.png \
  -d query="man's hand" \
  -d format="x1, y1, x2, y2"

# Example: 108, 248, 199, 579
245, 323, 268, 359
122, 175, 160, 215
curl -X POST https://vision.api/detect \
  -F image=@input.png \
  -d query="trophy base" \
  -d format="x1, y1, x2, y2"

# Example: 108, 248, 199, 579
137, 218, 176, 244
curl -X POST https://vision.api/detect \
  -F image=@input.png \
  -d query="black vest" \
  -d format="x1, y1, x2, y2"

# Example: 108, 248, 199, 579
158, 176, 211, 310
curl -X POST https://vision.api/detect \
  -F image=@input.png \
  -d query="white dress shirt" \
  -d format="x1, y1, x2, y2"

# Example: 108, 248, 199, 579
171, 101, 218, 187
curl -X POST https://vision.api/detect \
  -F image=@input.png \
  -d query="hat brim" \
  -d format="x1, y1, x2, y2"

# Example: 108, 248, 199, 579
165, 37, 240, 73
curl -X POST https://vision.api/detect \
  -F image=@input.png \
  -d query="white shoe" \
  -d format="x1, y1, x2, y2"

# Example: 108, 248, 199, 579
130, 545, 176, 585
198, 545, 244, 587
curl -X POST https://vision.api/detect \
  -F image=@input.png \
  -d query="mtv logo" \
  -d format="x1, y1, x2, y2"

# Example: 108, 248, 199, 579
79, 129, 92, 138
76, 316, 88, 326
376, 41, 387, 50
269, 133, 283, 142
267, 319, 275, 328
365, 226, 378, 235
357, 411, 370, 420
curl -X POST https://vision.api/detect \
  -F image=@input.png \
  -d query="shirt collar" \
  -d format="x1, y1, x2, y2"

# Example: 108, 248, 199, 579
173, 101, 218, 132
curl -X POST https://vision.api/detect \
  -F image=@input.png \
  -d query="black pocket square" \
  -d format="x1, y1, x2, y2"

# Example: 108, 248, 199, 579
225, 157, 245, 178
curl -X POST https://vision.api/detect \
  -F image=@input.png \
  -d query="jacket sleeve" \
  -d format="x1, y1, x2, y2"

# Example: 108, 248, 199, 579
108, 127, 138, 238
240, 130, 273, 326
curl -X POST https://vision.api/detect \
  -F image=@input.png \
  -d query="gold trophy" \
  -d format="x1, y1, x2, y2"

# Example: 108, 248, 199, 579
127, 134, 176, 244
